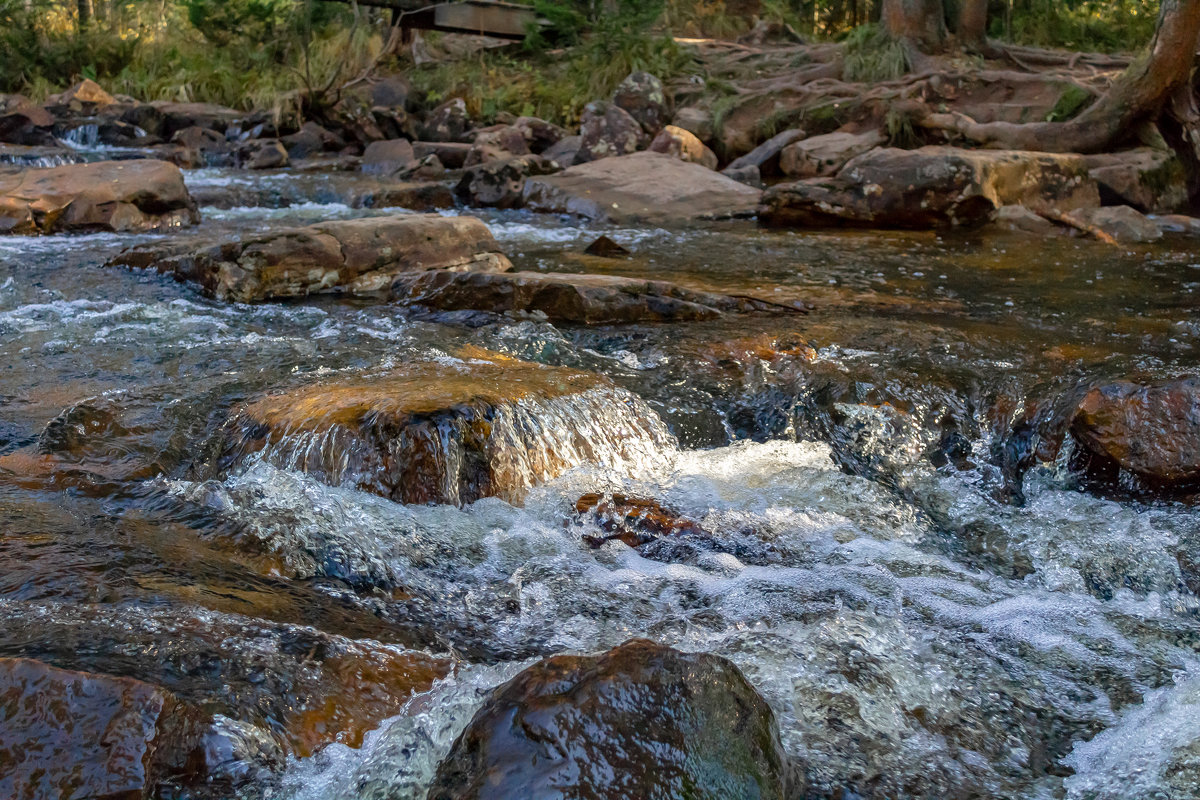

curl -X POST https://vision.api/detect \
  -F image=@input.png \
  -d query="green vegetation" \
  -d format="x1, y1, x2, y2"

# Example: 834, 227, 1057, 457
1045, 84, 1096, 122
0, 0, 1163, 116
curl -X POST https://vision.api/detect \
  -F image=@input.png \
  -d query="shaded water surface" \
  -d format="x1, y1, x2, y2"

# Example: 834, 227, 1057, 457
2, 166, 1200, 798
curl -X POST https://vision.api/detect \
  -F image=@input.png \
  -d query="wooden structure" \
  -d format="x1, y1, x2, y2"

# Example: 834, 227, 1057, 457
344, 0, 542, 40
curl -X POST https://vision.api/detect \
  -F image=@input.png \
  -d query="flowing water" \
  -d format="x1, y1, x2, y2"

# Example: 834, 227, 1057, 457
3, 163, 1200, 799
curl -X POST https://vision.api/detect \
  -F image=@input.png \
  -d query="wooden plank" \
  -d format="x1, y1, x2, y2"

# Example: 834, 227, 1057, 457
433, 2, 538, 38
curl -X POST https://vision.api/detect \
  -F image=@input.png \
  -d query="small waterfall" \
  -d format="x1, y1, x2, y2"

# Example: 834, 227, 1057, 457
60, 123, 100, 149
0, 148, 83, 168
217, 375, 677, 507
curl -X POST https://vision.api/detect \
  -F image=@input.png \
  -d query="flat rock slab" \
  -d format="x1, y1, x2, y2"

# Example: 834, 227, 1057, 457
217, 348, 674, 506
109, 214, 511, 303
0, 160, 198, 234
392, 269, 806, 324
0, 657, 206, 800
522, 151, 762, 224
761, 146, 1098, 229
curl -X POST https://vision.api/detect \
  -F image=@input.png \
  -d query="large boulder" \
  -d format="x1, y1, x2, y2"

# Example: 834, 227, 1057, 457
1083, 148, 1188, 213
0, 657, 207, 800
1069, 378, 1200, 493
362, 138, 417, 175
575, 101, 647, 164
761, 147, 1099, 229
523, 151, 762, 224
648, 125, 718, 170
392, 269, 804, 324
427, 639, 795, 800
779, 129, 886, 178
612, 71, 670, 137
216, 349, 674, 506
45, 79, 115, 114
456, 154, 562, 209
0, 160, 199, 235
108, 214, 511, 302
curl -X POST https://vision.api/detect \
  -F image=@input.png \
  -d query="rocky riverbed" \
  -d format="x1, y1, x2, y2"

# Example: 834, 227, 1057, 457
4, 73, 1200, 800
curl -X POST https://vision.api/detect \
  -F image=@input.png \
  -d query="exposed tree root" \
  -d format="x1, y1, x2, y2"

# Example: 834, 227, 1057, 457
1036, 208, 1120, 246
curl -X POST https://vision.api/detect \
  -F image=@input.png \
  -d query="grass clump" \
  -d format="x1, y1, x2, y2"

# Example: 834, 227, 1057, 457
841, 24, 910, 84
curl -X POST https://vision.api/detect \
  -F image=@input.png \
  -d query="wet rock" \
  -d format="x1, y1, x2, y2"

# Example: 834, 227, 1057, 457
218, 348, 673, 505
1151, 213, 1200, 236
456, 153, 561, 209
464, 124, 530, 166
575, 100, 647, 164
672, 106, 715, 144
779, 129, 885, 178
1073, 205, 1162, 243
512, 115, 565, 153
575, 492, 704, 548
0, 600, 450, 762
428, 639, 794, 800
542, 134, 582, 166
1084, 148, 1187, 214
0, 159, 199, 235
0, 657, 208, 799
351, 180, 455, 211
724, 127, 806, 178
362, 138, 416, 175
238, 138, 289, 170
170, 125, 233, 165
612, 71, 671, 137
724, 163, 764, 188
0, 95, 56, 146
649, 124, 719, 170
414, 140, 472, 169
392, 269, 804, 324
583, 234, 629, 257
523, 151, 761, 224
422, 98, 472, 143
59, 117, 154, 148
1069, 378, 1200, 493
761, 147, 1099, 229
45, 78, 115, 114
395, 153, 446, 181
111, 214, 509, 302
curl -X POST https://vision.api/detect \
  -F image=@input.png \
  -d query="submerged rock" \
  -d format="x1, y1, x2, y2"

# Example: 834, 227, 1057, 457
762, 147, 1099, 229
392, 269, 804, 324
523, 151, 762, 224
1070, 378, 1200, 494
108, 214, 511, 302
427, 639, 795, 800
0, 160, 199, 234
216, 348, 675, 506
0, 657, 208, 800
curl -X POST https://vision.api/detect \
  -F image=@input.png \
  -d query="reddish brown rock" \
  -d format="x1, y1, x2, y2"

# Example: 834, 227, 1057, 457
1070, 378, 1200, 492
392, 269, 803, 324
219, 348, 672, 506
428, 639, 794, 800
0, 658, 207, 800
109, 214, 510, 302
575, 492, 705, 548
0, 160, 198, 235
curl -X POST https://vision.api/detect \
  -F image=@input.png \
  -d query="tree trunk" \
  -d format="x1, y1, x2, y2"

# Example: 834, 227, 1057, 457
958, 0, 989, 49
77, 0, 91, 30
881, 0, 946, 48
921, 0, 1200, 153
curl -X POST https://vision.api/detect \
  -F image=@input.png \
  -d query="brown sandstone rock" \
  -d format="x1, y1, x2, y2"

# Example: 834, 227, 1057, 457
761, 147, 1099, 229
46, 79, 115, 113
219, 348, 672, 505
239, 139, 289, 170
0, 160, 199, 235
413, 140, 472, 169
671, 106, 715, 144
649, 124, 719, 170
523, 151, 761, 224
1083, 148, 1188, 214
575, 492, 705, 548
1069, 378, 1200, 492
108, 214, 510, 302
0, 657, 207, 800
0, 95, 56, 146
392, 269, 801, 324
512, 115, 565, 153
362, 138, 417, 175
1073, 205, 1162, 244
427, 639, 794, 800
